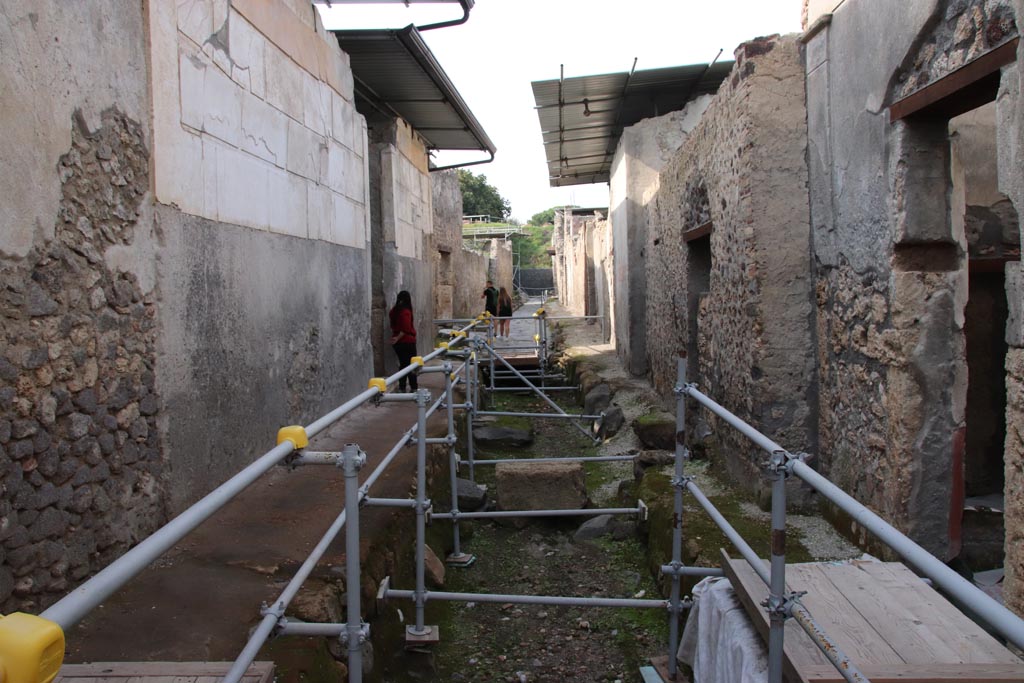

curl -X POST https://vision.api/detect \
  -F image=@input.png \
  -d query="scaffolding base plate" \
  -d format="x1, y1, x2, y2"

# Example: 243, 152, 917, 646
445, 553, 477, 567
645, 655, 687, 682
404, 625, 440, 647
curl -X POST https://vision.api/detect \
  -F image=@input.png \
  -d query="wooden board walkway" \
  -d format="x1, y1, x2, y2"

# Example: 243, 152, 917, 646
722, 550, 1024, 683
55, 662, 274, 683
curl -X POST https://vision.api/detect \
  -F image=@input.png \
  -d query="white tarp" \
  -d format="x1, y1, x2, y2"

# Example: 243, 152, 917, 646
677, 577, 768, 683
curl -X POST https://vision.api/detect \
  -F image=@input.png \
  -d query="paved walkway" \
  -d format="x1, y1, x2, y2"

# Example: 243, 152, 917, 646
488, 298, 544, 356
65, 370, 452, 663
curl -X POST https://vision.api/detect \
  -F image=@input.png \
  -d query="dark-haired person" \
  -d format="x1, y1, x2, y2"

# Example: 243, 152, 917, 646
389, 290, 418, 392
481, 279, 498, 317
497, 286, 513, 337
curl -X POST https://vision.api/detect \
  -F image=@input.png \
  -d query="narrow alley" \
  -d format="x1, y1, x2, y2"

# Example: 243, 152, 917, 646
4, 2, 1024, 683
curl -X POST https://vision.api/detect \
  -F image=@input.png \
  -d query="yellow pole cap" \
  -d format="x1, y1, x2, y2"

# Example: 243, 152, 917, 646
536, 308, 545, 315
367, 377, 387, 394
0, 613, 65, 683
437, 342, 449, 350
452, 331, 467, 338
533, 334, 540, 343
276, 426, 309, 450
410, 356, 424, 366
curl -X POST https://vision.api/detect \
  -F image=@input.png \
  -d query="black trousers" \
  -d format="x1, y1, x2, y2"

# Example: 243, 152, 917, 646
393, 342, 418, 391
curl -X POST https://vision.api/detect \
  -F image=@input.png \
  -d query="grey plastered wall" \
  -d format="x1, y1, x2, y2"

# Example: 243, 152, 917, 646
805, 0, 1022, 560
154, 207, 372, 512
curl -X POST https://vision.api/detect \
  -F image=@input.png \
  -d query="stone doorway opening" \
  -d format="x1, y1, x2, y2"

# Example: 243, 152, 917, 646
950, 102, 1020, 571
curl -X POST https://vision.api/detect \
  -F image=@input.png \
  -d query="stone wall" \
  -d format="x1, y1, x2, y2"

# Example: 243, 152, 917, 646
0, 0, 384, 612
609, 99, 712, 376
0, 2, 161, 614
367, 116, 434, 376
431, 170, 462, 320
643, 35, 815, 500
452, 247, 491, 319
805, 0, 1022, 563
519, 269, 555, 294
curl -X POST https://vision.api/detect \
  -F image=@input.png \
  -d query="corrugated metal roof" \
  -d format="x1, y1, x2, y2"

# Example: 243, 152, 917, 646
532, 61, 734, 187
334, 25, 495, 156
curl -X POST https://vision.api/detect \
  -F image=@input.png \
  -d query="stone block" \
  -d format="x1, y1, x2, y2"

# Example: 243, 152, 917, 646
455, 478, 487, 511
601, 406, 625, 438
583, 383, 611, 416
228, 9, 266, 98
265, 41, 305, 123
286, 118, 323, 181
307, 183, 333, 242
216, 144, 269, 229
424, 544, 445, 587
495, 461, 586, 512
240, 91, 287, 167
200, 60, 244, 148
331, 194, 361, 248
474, 426, 534, 448
177, 0, 214, 47
303, 75, 331, 138
267, 168, 307, 238
324, 141, 348, 195
573, 514, 615, 542
631, 413, 677, 451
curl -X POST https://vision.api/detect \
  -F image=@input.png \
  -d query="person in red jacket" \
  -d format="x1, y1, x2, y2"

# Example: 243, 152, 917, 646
389, 290, 418, 392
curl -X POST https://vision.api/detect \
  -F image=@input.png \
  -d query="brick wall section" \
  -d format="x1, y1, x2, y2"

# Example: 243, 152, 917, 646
0, 111, 163, 612
644, 35, 815, 497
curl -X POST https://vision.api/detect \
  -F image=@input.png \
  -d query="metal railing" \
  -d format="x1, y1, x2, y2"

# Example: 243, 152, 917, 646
674, 354, 1024, 683
31, 312, 1024, 683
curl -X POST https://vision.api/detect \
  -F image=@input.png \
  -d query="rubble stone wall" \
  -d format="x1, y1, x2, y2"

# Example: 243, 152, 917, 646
806, 0, 1022, 562
644, 35, 815, 500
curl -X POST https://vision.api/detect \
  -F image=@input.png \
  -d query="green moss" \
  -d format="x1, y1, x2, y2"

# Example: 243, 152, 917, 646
635, 411, 674, 426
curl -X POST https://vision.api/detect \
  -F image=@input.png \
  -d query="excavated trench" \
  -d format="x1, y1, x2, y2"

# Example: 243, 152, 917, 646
263, 330, 859, 683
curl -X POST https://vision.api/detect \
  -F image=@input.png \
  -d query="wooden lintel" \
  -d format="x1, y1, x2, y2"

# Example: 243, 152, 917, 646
683, 221, 713, 242
970, 255, 1020, 273
889, 38, 1019, 122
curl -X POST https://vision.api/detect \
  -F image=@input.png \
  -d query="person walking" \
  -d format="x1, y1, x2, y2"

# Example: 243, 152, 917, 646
389, 290, 418, 392
497, 286, 513, 337
481, 279, 498, 317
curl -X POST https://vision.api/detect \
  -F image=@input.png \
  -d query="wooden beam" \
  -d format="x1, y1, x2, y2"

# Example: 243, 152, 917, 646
970, 255, 1020, 273
889, 38, 1019, 122
802, 663, 1024, 682
683, 221, 713, 242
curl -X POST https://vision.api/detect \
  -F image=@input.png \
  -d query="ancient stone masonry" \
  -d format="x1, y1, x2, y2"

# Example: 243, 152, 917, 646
1006, 349, 1024, 615
642, 35, 814, 501
0, 110, 163, 612
891, 0, 1018, 100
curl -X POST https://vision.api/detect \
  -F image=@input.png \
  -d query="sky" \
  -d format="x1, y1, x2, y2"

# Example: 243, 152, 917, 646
318, 1, 803, 222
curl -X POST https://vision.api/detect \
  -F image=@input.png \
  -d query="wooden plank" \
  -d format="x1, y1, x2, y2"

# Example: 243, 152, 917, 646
57, 663, 274, 682
889, 38, 1019, 122
785, 564, 903, 665
858, 562, 1023, 664
682, 221, 712, 243
815, 562, 957, 663
720, 549, 827, 683
802, 663, 1024, 682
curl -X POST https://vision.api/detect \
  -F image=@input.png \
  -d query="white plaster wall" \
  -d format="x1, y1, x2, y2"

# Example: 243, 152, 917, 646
149, 0, 369, 248
380, 124, 432, 260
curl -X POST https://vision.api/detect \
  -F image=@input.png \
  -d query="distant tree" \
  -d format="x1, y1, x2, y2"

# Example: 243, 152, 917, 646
458, 170, 511, 222
528, 208, 556, 226
512, 225, 555, 269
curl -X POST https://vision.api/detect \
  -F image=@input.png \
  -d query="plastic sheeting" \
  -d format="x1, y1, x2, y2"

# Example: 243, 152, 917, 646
677, 577, 768, 683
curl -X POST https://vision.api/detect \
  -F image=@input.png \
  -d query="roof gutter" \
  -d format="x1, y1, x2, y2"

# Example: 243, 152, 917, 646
416, 0, 474, 31
429, 148, 495, 172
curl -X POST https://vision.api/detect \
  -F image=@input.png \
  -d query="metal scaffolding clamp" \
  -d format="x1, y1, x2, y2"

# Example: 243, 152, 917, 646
670, 474, 694, 489
337, 622, 370, 645
672, 382, 697, 397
